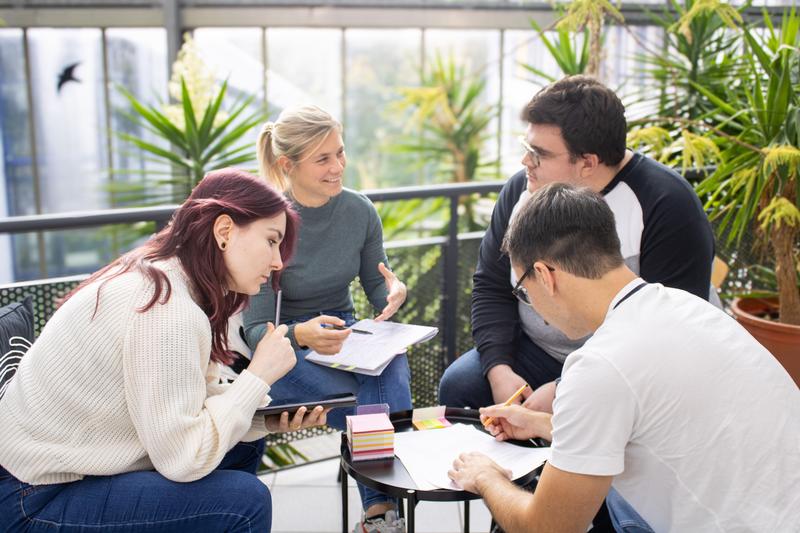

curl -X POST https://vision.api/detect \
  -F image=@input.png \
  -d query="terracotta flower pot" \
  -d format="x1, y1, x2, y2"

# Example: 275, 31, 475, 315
731, 298, 800, 387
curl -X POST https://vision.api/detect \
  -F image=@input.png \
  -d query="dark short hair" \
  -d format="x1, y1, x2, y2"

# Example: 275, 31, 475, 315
503, 183, 623, 279
521, 75, 626, 166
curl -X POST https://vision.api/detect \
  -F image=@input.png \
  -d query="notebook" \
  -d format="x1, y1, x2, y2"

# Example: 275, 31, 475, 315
305, 319, 438, 376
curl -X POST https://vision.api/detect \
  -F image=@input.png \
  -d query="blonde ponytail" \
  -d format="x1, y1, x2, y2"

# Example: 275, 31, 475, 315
256, 105, 342, 193
257, 122, 289, 191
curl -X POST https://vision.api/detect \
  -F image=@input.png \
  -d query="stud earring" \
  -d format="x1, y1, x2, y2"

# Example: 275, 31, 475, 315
220, 241, 227, 251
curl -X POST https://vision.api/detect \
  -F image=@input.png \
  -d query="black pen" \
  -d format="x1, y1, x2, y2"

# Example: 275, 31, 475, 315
322, 324, 373, 335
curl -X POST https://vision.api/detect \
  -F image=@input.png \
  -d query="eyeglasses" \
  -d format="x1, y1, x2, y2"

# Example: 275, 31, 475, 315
512, 262, 556, 305
518, 136, 572, 168
518, 136, 542, 168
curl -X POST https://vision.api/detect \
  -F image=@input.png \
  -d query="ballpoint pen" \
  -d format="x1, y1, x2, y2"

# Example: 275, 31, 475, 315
322, 324, 373, 335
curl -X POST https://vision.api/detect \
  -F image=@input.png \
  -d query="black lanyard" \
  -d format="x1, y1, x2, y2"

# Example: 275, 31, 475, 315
613, 282, 648, 310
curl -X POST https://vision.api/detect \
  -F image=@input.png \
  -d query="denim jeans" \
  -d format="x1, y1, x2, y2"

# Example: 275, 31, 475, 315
606, 487, 655, 533
438, 334, 564, 408
0, 439, 270, 532
273, 311, 413, 512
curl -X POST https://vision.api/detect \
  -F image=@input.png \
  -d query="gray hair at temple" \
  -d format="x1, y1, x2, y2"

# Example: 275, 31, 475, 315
502, 183, 624, 280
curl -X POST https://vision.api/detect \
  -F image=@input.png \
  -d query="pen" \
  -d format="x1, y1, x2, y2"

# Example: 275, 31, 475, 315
482, 383, 529, 428
274, 290, 282, 326
322, 324, 373, 335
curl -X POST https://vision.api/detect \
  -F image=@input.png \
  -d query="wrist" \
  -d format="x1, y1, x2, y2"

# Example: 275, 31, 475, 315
292, 322, 308, 348
487, 364, 514, 384
474, 468, 506, 496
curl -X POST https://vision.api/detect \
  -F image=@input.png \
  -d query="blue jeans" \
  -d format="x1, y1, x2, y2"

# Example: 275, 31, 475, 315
438, 334, 564, 408
0, 439, 270, 532
607, 487, 655, 533
274, 311, 413, 511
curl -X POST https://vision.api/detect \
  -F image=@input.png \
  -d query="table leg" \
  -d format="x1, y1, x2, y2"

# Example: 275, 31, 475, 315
341, 460, 348, 533
463, 499, 470, 533
406, 490, 416, 533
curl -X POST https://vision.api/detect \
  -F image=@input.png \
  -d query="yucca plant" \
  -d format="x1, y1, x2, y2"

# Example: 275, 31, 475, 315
112, 35, 265, 206
627, 0, 744, 167
693, 7, 800, 324
391, 54, 499, 232
520, 18, 590, 85
554, 0, 624, 77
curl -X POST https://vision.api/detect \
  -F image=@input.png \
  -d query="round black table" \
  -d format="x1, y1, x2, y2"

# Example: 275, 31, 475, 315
339, 407, 545, 533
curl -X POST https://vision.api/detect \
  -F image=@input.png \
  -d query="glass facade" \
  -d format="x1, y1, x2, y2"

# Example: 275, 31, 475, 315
0, 2, 792, 282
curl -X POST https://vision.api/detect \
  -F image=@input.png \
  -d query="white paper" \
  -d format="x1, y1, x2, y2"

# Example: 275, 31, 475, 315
305, 319, 437, 374
394, 423, 550, 490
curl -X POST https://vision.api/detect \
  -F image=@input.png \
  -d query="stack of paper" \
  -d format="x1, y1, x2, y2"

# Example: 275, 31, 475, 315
347, 413, 395, 461
394, 423, 550, 490
306, 319, 438, 376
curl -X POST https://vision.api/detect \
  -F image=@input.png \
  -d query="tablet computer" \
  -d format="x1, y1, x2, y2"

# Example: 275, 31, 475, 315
256, 392, 358, 417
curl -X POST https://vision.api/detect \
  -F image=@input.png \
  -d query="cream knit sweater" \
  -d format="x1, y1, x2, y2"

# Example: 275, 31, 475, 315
0, 258, 271, 485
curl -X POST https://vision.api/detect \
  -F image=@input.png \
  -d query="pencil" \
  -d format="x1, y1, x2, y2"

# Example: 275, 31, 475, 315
482, 383, 529, 428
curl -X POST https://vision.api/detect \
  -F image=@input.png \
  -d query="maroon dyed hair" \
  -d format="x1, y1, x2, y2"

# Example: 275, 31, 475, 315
62, 168, 298, 365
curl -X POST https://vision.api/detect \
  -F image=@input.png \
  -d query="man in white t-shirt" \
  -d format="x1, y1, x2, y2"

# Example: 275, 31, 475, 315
449, 183, 800, 533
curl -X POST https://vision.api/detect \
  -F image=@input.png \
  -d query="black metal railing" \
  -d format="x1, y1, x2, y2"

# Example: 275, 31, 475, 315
0, 181, 505, 366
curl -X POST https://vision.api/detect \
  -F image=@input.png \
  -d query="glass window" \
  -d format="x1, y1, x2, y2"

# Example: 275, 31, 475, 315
25, 29, 111, 279
502, 29, 561, 178
0, 29, 33, 282
194, 27, 265, 176
28, 29, 108, 213
345, 28, 421, 189
424, 29, 502, 182
106, 28, 169, 207
267, 28, 342, 120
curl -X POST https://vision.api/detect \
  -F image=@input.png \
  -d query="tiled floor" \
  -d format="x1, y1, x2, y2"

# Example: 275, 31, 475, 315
260, 433, 494, 533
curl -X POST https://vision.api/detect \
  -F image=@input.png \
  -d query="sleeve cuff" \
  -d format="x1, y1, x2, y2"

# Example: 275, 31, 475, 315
287, 324, 307, 351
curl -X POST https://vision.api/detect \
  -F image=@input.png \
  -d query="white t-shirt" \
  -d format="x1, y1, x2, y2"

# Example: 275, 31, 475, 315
550, 279, 800, 532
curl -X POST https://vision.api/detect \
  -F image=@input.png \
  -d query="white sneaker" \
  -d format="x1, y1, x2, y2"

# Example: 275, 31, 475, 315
354, 510, 405, 533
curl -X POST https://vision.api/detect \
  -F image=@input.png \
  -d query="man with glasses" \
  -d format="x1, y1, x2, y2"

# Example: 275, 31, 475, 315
448, 183, 799, 533
439, 75, 716, 418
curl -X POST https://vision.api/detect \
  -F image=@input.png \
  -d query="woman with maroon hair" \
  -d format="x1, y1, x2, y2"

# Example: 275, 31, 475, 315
0, 168, 322, 532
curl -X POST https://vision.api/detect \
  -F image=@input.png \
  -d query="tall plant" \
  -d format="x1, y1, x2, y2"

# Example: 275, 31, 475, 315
112, 34, 264, 205
692, 8, 800, 324
555, 0, 624, 78
520, 18, 590, 84
391, 54, 499, 231
627, 0, 744, 167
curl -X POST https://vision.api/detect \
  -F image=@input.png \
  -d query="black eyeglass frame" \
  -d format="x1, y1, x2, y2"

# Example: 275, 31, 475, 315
512, 262, 556, 305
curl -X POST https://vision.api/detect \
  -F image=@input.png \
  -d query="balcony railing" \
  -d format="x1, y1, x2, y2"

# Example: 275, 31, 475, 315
0, 182, 505, 396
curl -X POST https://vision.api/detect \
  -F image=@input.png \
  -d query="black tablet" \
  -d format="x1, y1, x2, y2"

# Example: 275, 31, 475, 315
256, 392, 358, 417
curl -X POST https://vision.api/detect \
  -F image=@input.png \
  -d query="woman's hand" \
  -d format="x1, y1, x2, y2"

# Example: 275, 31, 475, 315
294, 316, 351, 354
265, 405, 329, 432
247, 323, 296, 385
375, 262, 406, 322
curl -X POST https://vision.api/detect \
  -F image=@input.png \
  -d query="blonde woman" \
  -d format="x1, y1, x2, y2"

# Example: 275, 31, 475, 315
244, 105, 411, 533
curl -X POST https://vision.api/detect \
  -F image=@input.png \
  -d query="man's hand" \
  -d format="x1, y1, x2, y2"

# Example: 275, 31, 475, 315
522, 380, 557, 414
480, 404, 552, 442
265, 405, 329, 432
487, 365, 532, 405
294, 316, 351, 354
448, 451, 512, 494
375, 262, 407, 322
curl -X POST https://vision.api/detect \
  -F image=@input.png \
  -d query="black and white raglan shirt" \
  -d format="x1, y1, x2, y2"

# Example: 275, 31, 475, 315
472, 152, 715, 374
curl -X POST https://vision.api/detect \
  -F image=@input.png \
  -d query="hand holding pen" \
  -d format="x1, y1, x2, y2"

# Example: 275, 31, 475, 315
321, 324, 373, 335
482, 383, 529, 428
294, 315, 352, 355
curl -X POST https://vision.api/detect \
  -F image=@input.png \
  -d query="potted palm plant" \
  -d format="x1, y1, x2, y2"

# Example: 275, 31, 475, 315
692, 8, 800, 383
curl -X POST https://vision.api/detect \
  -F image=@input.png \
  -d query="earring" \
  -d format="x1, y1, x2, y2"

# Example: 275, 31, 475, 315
220, 241, 227, 251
